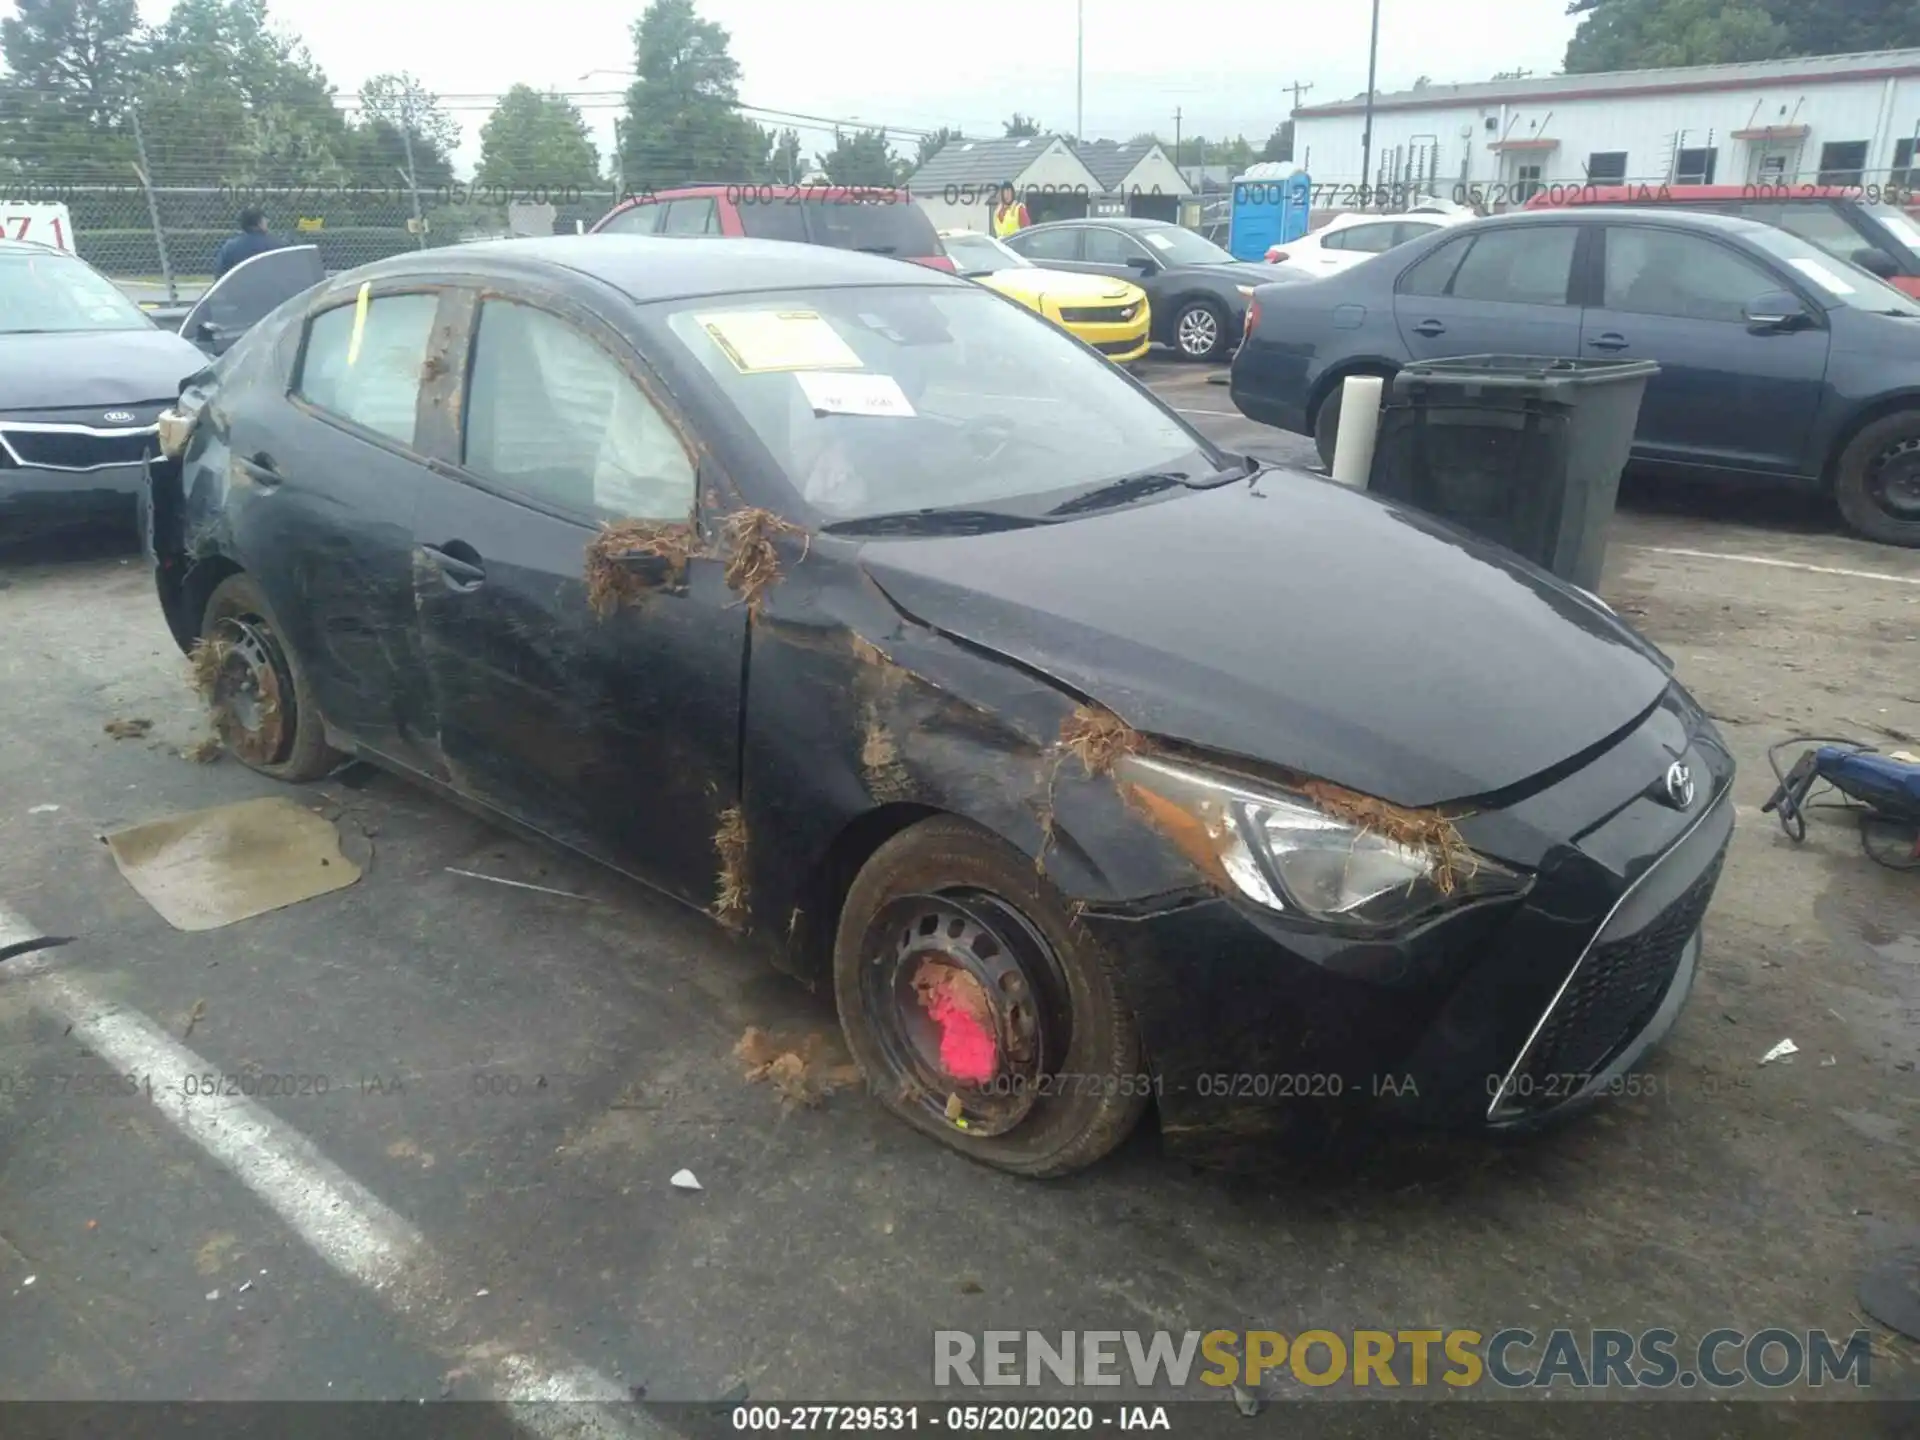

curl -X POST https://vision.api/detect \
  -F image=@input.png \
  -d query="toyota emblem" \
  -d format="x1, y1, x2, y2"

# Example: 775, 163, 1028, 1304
103, 410, 135, 423
1663, 761, 1696, 811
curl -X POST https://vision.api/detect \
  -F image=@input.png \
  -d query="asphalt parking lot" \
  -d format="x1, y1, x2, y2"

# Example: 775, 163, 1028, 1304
1, 359, 1917, 1430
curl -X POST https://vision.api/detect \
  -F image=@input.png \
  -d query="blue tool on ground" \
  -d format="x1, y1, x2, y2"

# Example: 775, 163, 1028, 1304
1761, 737, 1920, 870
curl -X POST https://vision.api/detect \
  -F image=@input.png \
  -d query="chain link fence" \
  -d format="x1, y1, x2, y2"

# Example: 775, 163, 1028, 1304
4, 179, 629, 291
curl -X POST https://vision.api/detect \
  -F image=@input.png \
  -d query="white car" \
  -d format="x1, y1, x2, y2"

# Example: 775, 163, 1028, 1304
1264, 206, 1474, 277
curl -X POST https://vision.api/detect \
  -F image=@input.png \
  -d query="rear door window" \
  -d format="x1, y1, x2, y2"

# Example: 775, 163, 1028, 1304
1332, 222, 1401, 254
736, 199, 811, 243
661, 198, 719, 235
1011, 226, 1080, 261
1446, 227, 1577, 304
1397, 233, 1472, 296
296, 291, 440, 446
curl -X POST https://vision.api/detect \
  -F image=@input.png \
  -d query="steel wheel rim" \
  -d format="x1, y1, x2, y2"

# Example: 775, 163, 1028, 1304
858, 889, 1071, 1138
1178, 307, 1218, 356
209, 614, 294, 766
1869, 435, 1920, 520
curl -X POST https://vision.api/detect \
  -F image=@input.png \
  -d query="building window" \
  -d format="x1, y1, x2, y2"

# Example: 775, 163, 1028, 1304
1586, 151, 1628, 183
1894, 138, 1919, 189
1675, 147, 1717, 184
1818, 141, 1870, 186
1511, 163, 1543, 203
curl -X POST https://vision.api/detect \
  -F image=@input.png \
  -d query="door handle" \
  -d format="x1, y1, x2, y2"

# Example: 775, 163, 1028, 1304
1587, 333, 1630, 351
237, 452, 282, 487
419, 542, 485, 590
1412, 319, 1446, 336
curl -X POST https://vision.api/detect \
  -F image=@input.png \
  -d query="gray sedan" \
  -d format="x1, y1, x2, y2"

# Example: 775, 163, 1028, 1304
1000, 217, 1306, 361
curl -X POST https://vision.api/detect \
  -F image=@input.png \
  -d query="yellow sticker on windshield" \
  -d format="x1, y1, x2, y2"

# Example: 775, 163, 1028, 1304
697, 310, 862, 373
346, 281, 371, 366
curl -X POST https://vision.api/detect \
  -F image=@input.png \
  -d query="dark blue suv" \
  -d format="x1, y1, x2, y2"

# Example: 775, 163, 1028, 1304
1230, 207, 1920, 547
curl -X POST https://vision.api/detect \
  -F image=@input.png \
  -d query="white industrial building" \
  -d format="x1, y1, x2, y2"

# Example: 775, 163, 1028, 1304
1291, 48, 1920, 207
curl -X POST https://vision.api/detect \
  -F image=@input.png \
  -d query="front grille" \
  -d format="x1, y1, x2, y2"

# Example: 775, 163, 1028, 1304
1505, 843, 1727, 1112
1095, 338, 1143, 355
1060, 302, 1140, 324
0, 428, 154, 470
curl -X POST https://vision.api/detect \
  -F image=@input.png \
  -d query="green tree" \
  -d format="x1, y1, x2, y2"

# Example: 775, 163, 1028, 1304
912, 125, 961, 170
138, 0, 350, 185
1003, 112, 1040, 137
477, 84, 599, 191
0, 0, 146, 178
1568, 0, 1920, 71
618, 0, 765, 187
1564, 0, 1788, 72
771, 125, 804, 181
816, 126, 897, 185
1260, 120, 1293, 163
351, 72, 458, 188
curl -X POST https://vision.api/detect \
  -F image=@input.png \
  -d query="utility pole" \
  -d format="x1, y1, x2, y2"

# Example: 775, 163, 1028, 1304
1174, 106, 1182, 171
1076, 0, 1084, 142
128, 104, 176, 304
398, 90, 427, 249
1360, 0, 1381, 207
1285, 80, 1314, 114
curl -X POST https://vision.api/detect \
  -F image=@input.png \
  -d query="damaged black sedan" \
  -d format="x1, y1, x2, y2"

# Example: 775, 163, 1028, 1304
145, 236, 1734, 1177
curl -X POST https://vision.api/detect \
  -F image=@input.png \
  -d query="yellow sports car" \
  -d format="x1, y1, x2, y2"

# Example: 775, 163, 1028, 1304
938, 229, 1150, 364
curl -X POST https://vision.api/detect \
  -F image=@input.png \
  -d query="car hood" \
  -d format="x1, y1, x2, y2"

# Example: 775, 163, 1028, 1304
858, 476, 1672, 809
0, 328, 207, 410
977, 268, 1141, 305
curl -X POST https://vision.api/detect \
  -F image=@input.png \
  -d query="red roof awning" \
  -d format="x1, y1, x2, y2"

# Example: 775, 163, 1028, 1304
1489, 137, 1560, 151
1733, 124, 1810, 141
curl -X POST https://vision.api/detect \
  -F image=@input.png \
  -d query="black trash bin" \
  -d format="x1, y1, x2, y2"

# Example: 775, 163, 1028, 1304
1365, 355, 1659, 592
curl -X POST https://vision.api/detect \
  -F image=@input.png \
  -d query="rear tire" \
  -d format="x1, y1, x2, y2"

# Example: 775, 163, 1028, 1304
1833, 411, 1920, 547
200, 572, 340, 782
832, 815, 1149, 1178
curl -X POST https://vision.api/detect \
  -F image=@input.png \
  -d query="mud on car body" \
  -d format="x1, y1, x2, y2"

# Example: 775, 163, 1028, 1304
144, 234, 1734, 1178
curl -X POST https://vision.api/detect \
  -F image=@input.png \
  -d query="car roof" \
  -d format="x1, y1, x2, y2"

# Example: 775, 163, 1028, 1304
334, 235, 963, 304
0, 237, 64, 256
1473, 206, 1769, 234
1022, 216, 1175, 230
1527, 182, 1861, 208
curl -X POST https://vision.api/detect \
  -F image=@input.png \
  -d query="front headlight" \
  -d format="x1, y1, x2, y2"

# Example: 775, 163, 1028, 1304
1236, 285, 1255, 298
156, 406, 197, 459
1114, 753, 1529, 928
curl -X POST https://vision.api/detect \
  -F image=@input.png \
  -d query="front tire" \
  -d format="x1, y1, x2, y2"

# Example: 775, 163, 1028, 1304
199, 572, 340, 781
1833, 411, 1920, 547
1172, 299, 1229, 362
832, 816, 1149, 1178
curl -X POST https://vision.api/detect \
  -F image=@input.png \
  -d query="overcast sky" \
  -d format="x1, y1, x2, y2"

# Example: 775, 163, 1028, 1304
117, 0, 1580, 174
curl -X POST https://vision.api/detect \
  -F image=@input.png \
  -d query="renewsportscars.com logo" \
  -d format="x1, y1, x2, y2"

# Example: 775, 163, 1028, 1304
933, 1328, 1877, 1391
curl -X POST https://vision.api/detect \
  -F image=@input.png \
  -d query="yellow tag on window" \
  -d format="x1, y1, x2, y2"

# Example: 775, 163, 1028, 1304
696, 310, 862, 373
346, 282, 371, 366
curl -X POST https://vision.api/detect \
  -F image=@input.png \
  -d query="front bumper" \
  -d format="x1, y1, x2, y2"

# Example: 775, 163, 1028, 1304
1080, 689, 1736, 1168
0, 460, 147, 534
1054, 308, 1151, 364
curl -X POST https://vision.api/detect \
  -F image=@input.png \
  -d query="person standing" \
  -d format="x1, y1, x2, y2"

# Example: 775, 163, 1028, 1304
991, 182, 1030, 238
214, 207, 281, 279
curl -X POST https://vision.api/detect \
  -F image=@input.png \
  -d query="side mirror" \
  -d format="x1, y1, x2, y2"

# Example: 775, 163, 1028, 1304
1126, 255, 1159, 274
1852, 247, 1900, 279
1744, 291, 1811, 332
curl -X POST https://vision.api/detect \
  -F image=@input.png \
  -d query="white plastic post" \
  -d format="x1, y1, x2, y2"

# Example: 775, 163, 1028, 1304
1330, 374, 1385, 488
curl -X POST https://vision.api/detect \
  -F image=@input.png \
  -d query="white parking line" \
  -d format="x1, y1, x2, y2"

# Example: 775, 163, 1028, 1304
1171, 406, 1238, 418
2, 904, 663, 1434
1621, 546, 1920, 586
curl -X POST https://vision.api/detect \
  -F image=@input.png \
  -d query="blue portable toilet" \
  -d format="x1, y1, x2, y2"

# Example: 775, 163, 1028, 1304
1227, 163, 1311, 261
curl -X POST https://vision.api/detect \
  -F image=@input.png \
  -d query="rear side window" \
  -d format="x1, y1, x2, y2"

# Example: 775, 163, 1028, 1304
599, 202, 660, 235
462, 299, 695, 521
1398, 234, 1472, 296
296, 292, 440, 445
1446, 227, 1577, 305
1331, 223, 1400, 254
804, 199, 941, 258
736, 200, 811, 243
